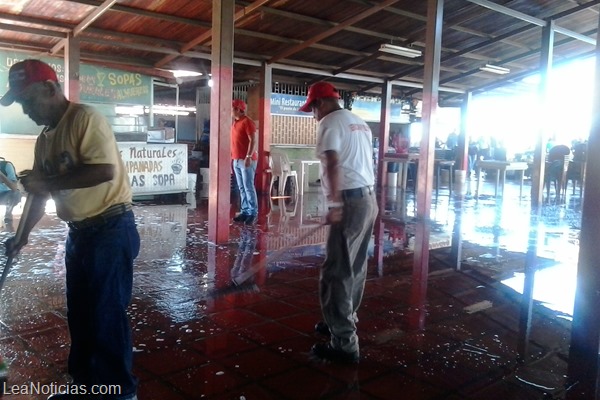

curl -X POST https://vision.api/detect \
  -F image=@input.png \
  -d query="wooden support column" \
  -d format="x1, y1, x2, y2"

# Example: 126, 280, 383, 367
257, 62, 272, 196
567, 14, 600, 399
376, 80, 392, 189
449, 92, 471, 270
409, 0, 443, 331
373, 80, 392, 273
64, 34, 80, 102
517, 211, 539, 361
208, 0, 234, 244
531, 21, 554, 208
519, 23, 555, 356
457, 92, 471, 171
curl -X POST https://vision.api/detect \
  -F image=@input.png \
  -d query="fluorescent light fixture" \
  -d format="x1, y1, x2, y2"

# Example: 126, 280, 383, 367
170, 70, 203, 78
148, 105, 196, 116
115, 105, 144, 115
379, 43, 422, 58
479, 64, 510, 74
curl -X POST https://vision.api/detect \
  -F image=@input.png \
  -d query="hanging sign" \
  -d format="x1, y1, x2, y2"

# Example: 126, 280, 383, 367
0, 51, 152, 105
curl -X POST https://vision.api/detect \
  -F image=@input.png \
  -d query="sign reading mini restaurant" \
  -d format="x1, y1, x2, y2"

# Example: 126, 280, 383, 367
118, 143, 188, 196
270, 93, 410, 123
270, 94, 310, 117
0, 51, 152, 105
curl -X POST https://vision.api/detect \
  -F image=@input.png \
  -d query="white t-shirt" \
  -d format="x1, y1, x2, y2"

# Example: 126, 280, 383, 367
315, 109, 375, 198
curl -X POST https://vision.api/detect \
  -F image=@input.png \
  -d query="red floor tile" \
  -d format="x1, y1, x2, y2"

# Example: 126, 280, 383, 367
0, 191, 582, 399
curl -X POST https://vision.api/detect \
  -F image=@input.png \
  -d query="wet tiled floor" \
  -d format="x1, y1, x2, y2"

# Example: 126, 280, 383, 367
0, 176, 582, 399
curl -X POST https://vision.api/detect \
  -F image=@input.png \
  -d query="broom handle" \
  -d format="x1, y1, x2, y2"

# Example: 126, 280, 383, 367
0, 195, 34, 293
232, 223, 325, 286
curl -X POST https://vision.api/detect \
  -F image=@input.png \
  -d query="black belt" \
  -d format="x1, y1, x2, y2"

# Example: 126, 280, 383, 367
341, 186, 374, 200
67, 203, 132, 230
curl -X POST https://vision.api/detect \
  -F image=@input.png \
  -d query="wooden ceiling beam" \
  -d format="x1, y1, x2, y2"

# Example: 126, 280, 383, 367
268, 0, 401, 64
237, 0, 407, 42
467, 0, 596, 45
51, 0, 117, 55
0, 23, 67, 38
0, 12, 72, 31
65, 0, 210, 27
154, 0, 271, 69
404, 27, 598, 99
361, 0, 600, 93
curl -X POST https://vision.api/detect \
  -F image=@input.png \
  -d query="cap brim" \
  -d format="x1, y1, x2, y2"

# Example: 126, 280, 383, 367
0, 90, 16, 107
299, 101, 312, 113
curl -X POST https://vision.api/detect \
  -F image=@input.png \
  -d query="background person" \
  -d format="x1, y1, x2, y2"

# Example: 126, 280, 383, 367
445, 130, 459, 150
299, 82, 378, 364
0, 157, 21, 223
231, 99, 258, 225
1, 59, 139, 400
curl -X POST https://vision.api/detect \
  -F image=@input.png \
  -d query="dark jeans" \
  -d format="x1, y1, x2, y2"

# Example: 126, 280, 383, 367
65, 210, 140, 399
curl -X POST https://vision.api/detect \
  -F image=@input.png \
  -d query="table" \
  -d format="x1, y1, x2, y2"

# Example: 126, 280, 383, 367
292, 159, 320, 196
382, 153, 419, 190
475, 160, 529, 198
435, 160, 455, 198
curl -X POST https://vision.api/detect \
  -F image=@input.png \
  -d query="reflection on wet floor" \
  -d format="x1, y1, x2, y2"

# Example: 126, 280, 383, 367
0, 177, 581, 399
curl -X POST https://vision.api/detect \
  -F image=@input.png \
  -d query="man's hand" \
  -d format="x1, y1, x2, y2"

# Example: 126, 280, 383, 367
326, 206, 343, 224
5, 236, 27, 258
19, 172, 49, 195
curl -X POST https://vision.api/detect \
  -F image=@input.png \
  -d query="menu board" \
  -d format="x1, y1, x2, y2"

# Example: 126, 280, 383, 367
118, 143, 188, 196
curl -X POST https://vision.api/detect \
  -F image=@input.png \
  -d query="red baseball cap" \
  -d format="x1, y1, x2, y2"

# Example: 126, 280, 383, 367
299, 81, 340, 112
0, 59, 58, 106
232, 99, 246, 112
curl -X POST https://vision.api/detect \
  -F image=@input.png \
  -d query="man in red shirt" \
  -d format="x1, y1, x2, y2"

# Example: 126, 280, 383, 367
231, 99, 258, 224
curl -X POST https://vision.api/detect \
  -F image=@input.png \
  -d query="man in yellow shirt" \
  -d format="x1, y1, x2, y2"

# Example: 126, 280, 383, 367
1, 59, 139, 400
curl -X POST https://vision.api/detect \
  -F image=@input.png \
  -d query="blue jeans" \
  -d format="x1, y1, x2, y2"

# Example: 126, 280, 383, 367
65, 210, 140, 399
231, 228, 258, 284
232, 159, 258, 216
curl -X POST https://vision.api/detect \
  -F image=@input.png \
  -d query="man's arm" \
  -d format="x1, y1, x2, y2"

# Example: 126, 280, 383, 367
5, 194, 47, 257
323, 150, 344, 224
324, 150, 341, 202
247, 129, 257, 157
21, 164, 114, 194
244, 120, 258, 167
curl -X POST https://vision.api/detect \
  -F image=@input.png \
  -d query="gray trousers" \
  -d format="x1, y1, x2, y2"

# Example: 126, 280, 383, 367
320, 188, 378, 354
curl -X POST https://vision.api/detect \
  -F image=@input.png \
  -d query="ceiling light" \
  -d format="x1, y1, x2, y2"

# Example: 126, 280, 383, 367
170, 70, 203, 78
379, 44, 422, 58
479, 64, 510, 75
147, 105, 197, 116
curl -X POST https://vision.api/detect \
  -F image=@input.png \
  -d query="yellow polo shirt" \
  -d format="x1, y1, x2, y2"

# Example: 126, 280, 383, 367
33, 102, 132, 222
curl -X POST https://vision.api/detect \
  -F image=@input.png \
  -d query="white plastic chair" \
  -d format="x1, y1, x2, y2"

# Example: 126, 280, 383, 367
269, 196, 298, 226
269, 152, 298, 197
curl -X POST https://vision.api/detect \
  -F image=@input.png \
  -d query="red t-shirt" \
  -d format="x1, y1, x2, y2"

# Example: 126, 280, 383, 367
231, 115, 257, 160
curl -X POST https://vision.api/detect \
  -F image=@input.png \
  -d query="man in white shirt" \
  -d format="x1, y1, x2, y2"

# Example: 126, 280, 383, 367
299, 82, 378, 364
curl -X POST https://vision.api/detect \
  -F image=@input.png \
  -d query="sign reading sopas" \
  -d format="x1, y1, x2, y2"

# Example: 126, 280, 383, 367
0, 51, 152, 105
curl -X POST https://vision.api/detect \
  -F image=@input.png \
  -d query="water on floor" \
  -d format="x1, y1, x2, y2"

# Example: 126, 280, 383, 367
0, 176, 582, 399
